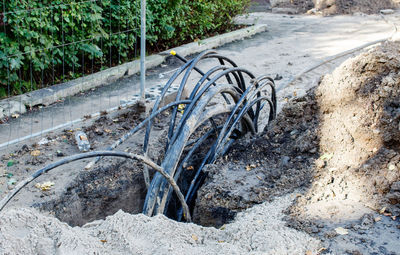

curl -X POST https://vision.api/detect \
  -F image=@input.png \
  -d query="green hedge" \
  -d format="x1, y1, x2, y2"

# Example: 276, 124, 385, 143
0, 0, 249, 98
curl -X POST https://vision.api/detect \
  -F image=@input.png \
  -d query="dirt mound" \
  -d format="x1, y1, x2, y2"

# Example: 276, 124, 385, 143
195, 41, 400, 252
193, 92, 320, 227
0, 195, 321, 255
286, 41, 400, 222
271, 0, 398, 15
314, 0, 398, 15
294, 41, 400, 217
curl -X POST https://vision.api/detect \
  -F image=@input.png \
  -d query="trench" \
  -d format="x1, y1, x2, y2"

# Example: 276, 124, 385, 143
37, 115, 232, 227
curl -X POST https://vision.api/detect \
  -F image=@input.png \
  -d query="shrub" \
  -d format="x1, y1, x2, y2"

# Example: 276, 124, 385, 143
0, 0, 249, 98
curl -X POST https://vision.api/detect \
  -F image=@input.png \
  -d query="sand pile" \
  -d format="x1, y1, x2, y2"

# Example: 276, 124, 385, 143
293, 41, 400, 219
0, 195, 320, 255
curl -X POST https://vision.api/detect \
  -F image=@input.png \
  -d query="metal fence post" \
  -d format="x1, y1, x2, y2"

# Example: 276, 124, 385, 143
140, 0, 146, 100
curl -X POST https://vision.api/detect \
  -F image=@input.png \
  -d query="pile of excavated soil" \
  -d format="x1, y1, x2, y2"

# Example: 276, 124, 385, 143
0, 195, 321, 254
290, 40, 400, 218
284, 40, 400, 255
286, 41, 400, 222
193, 92, 319, 227
271, 0, 399, 15
194, 41, 400, 252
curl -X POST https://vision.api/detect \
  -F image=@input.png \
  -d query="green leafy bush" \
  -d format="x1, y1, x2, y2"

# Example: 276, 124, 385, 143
0, 0, 249, 98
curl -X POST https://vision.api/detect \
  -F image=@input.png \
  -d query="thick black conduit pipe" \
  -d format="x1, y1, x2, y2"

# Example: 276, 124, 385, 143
142, 56, 199, 156
179, 97, 274, 220
143, 85, 242, 216
158, 104, 248, 216
0, 151, 192, 222
159, 52, 243, 153
166, 51, 220, 149
207, 75, 277, 161
180, 88, 277, 215
205, 54, 246, 92
168, 67, 256, 149
172, 51, 244, 93
213, 96, 275, 163
165, 52, 244, 151
163, 126, 222, 215
144, 50, 217, 154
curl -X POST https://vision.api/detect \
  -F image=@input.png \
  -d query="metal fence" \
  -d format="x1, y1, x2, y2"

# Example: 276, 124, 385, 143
0, 0, 143, 148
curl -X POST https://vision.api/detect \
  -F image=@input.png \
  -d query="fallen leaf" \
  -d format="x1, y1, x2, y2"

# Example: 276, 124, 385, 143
35, 181, 55, 191
335, 227, 348, 235
320, 153, 333, 161
100, 239, 107, 243
317, 247, 327, 253
38, 137, 49, 145
178, 104, 186, 113
305, 251, 313, 255
7, 178, 17, 185
191, 234, 198, 241
186, 166, 194, 171
380, 207, 387, 214
104, 129, 112, 133
374, 216, 381, 222
30, 150, 41, 157
384, 212, 392, 217
217, 240, 225, 243
79, 135, 88, 141
245, 164, 256, 171
256, 175, 263, 180
392, 216, 397, 221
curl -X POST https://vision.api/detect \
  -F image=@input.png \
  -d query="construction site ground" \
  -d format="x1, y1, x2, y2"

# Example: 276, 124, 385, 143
0, 9, 400, 255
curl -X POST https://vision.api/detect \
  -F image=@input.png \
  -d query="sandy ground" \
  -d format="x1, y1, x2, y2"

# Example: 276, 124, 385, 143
0, 194, 321, 255
0, 11, 400, 255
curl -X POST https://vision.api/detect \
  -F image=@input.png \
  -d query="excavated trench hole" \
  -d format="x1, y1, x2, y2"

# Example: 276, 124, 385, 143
37, 157, 219, 227
37, 116, 231, 227
37, 160, 148, 227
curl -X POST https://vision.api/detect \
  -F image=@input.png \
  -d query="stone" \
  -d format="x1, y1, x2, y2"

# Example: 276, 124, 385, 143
0, 100, 27, 118
271, 8, 298, 14
281, 156, 291, 167
380, 9, 395, 15
391, 181, 400, 192
270, 0, 291, 8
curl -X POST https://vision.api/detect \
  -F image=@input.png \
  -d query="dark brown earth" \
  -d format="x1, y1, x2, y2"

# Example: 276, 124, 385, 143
193, 92, 319, 227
